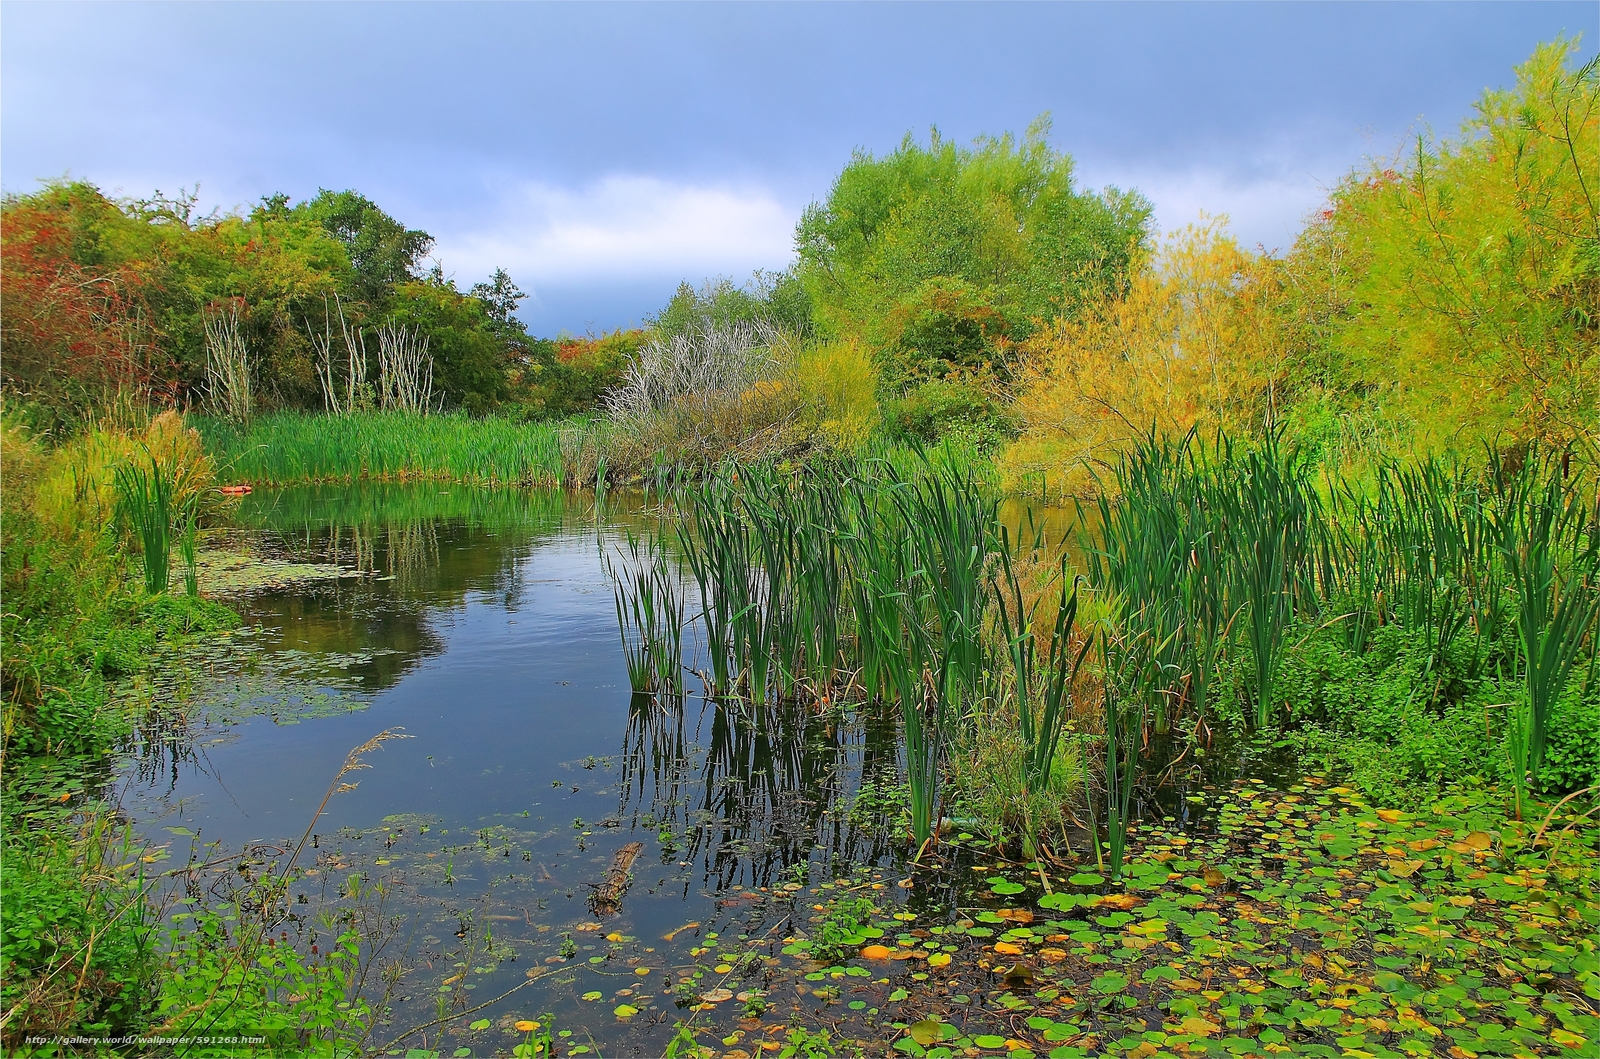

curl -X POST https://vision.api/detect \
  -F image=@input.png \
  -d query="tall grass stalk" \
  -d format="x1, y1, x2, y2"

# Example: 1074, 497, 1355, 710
178, 497, 200, 596
996, 545, 1092, 793
196, 411, 575, 487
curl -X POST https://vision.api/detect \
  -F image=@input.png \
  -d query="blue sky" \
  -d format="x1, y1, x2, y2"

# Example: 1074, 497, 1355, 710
3, 2, 1593, 336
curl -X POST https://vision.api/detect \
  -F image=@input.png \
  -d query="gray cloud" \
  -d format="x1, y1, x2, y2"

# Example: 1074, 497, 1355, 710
4, 1, 1592, 332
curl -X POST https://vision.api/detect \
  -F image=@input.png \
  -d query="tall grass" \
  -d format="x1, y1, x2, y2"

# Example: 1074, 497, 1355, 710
607, 455, 1004, 844
114, 453, 176, 593
195, 411, 584, 487
1092, 430, 1598, 817
1493, 454, 1600, 816
995, 548, 1093, 794
606, 531, 687, 697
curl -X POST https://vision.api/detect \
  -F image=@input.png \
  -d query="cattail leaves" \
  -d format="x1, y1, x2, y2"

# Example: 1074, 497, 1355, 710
114, 452, 177, 594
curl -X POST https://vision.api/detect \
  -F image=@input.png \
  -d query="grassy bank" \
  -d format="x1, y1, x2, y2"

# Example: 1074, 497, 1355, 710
194, 408, 1004, 493
0, 417, 371, 1055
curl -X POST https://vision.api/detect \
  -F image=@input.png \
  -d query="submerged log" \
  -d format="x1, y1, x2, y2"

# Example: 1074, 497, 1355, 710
588, 841, 644, 915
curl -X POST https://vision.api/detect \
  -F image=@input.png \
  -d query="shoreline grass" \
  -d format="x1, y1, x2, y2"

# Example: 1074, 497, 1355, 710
193, 410, 585, 487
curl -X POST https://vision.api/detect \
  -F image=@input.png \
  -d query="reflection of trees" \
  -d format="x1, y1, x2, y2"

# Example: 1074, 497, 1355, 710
232, 484, 580, 694
619, 694, 908, 890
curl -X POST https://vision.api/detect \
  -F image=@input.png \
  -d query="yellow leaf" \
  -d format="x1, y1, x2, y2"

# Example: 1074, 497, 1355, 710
1178, 1016, 1220, 1036
1388, 859, 1424, 878
927, 952, 951, 968
1449, 831, 1493, 853
1376, 809, 1404, 823
993, 942, 1025, 956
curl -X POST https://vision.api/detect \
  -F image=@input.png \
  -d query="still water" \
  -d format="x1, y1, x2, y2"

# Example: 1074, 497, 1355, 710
122, 484, 947, 1055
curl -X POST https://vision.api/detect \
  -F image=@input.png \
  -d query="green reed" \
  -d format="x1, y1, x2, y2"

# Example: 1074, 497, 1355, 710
1088, 430, 1322, 734
995, 542, 1093, 794
114, 453, 176, 594
195, 410, 579, 486
178, 497, 200, 596
608, 531, 686, 696
1493, 453, 1599, 814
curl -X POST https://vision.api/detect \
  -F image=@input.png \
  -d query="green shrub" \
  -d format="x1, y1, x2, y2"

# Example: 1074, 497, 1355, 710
1538, 681, 1600, 795
880, 376, 1015, 448
0, 824, 153, 1044
152, 914, 370, 1056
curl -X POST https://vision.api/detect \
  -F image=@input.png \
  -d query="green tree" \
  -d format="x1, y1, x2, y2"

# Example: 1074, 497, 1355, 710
795, 116, 1151, 376
297, 189, 433, 303
1280, 40, 1598, 462
651, 269, 812, 343
388, 280, 509, 413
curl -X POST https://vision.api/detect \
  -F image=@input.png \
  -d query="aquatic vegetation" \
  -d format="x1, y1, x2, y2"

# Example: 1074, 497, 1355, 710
196, 410, 577, 487
114, 452, 177, 593
1493, 453, 1600, 818
607, 530, 687, 696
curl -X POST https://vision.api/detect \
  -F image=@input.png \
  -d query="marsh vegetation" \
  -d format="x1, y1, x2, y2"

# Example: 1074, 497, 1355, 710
2, 39, 1596, 1059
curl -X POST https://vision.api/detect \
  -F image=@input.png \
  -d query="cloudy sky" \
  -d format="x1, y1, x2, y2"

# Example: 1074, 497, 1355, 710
3, 2, 1593, 335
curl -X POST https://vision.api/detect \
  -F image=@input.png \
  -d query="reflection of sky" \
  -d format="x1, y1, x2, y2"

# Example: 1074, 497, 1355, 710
122, 485, 896, 886
6, 3, 1592, 333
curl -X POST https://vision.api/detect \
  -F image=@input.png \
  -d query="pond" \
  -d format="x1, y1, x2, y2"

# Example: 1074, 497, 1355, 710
121, 483, 996, 1055
109, 483, 1594, 1059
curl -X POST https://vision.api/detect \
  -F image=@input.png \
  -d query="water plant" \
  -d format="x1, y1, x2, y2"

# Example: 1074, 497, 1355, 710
607, 530, 686, 696
114, 452, 176, 594
1494, 454, 1600, 815
994, 545, 1092, 794
177, 496, 200, 596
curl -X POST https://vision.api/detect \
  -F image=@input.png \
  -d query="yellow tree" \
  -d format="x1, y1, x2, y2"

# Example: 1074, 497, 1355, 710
1300, 40, 1598, 461
1003, 219, 1286, 497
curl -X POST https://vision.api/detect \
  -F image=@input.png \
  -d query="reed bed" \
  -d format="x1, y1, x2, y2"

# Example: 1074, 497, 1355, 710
607, 455, 1091, 848
195, 411, 587, 487
1089, 431, 1599, 836
609, 431, 1598, 870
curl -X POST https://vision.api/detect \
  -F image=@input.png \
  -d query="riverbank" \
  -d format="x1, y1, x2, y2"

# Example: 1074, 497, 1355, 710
0, 419, 378, 1056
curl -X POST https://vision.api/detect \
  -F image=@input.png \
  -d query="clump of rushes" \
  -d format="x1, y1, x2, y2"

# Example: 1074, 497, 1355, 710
194, 410, 576, 487
607, 530, 686, 697
1494, 453, 1600, 817
996, 543, 1094, 795
114, 452, 176, 593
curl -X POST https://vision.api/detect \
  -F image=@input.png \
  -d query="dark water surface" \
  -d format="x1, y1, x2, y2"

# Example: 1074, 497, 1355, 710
122, 484, 935, 1055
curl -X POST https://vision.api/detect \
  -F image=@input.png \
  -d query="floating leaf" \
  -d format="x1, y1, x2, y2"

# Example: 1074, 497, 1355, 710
994, 941, 1025, 956
612, 1004, 639, 1018
1068, 873, 1104, 886
1178, 1016, 1220, 1036
973, 1035, 1009, 1049
581, 991, 602, 1002
927, 952, 951, 968
860, 944, 892, 960
1449, 831, 1493, 853
908, 1019, 945, 1046
699, 988, 733, 1003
